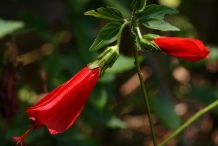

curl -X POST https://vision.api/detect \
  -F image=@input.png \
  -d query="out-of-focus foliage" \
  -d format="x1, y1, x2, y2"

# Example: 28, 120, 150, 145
0, 0, 218, 146
0, 19, 24, 38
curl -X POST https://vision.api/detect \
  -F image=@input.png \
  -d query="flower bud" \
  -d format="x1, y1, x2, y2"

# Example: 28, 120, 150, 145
153, 37, 210, 62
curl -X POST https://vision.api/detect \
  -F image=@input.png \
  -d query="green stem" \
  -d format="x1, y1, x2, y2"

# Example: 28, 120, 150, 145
116, 20, 130, 47
130, 13, 157, 145
159, 100, 218, 146
131, 34, 157, 146
136, 26, 142, 39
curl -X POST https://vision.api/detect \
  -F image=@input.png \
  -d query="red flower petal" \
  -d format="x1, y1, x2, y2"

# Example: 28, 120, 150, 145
154, 37, 210, 62
26, 66, 99, 134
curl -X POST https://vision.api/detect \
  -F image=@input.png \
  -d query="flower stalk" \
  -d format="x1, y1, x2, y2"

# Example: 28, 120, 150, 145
133, 44, 157, 146
131, 11, 157, 145
116, 20, 130, 47
159, 100, 218, 146
132, 39, 157, 146
131, 30, 157, 146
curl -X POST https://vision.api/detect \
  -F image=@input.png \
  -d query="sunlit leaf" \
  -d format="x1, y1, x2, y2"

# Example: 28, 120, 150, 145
0, 19, 24, 38
98, 72, 115, 83
18, 87, 37, 104
106, 116, 126, 128
89, 86, 108, 110
107, 54, 145, 73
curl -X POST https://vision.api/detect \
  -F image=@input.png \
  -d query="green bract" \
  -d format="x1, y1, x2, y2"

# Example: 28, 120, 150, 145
84, 6, 124, 21
140, 37, 161, 52
137, 4, 180, 31
89, 46, 119, 76
89, 21, 122, 51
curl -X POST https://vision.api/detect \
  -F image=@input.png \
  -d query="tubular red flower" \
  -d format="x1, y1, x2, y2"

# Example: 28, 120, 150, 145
12, 66, 99, 145
26, 66, 99, 134
153, 37, 210, 62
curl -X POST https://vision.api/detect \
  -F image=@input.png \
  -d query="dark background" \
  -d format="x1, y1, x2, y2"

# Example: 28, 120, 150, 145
0, 0, 218, 146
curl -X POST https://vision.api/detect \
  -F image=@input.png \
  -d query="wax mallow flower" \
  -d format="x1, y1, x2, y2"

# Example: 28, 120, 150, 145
12, 66, 99, 145
12, 46, 119, 146
153, 37, 210, 62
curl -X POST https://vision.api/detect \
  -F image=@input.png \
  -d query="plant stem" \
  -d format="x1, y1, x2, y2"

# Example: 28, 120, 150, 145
131, 34, 157, 146
159, 99, 218, 146
116, 21, 130, 47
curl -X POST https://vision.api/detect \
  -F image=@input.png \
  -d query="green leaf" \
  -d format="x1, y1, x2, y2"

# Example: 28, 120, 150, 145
84, 6, 123, 21
150, 96, 182, 130
186, 87, 218, 104
138, 4, 179, 20
106, 116, 126, 128
141, 18, 180, 31
131, 0, 147, 13
0, 19, 24, 38
89, 86, 108, 110
184, 87, 218, 113
104, 0, 131, 18
106, 54, 145, 73
89, 21, 122, 51
98, 72, 115, 83
205, 45, 218, 61
84, 105, 127, 129
137, 4, 179, 31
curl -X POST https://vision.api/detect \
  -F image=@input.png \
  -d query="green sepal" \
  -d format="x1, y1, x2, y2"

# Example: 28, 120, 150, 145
89, 21, 122, 51
88, 46, 119, 77
131, 28, 143, 51
142, 33, 160, 40
137, 4, 180, 31
131, 0, 147, 13
140, 35, 161, 52
84, 6, 124, 21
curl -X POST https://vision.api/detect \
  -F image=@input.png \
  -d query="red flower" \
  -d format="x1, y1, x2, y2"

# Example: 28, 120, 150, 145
153, 37, 210, 62
12, 66, 99, 145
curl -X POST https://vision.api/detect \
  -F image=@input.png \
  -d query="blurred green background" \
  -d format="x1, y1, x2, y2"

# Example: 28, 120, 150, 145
0, 0, 218, 146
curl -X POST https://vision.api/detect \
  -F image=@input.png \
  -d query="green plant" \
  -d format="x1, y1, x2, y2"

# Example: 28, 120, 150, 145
0, 0, 216, 146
